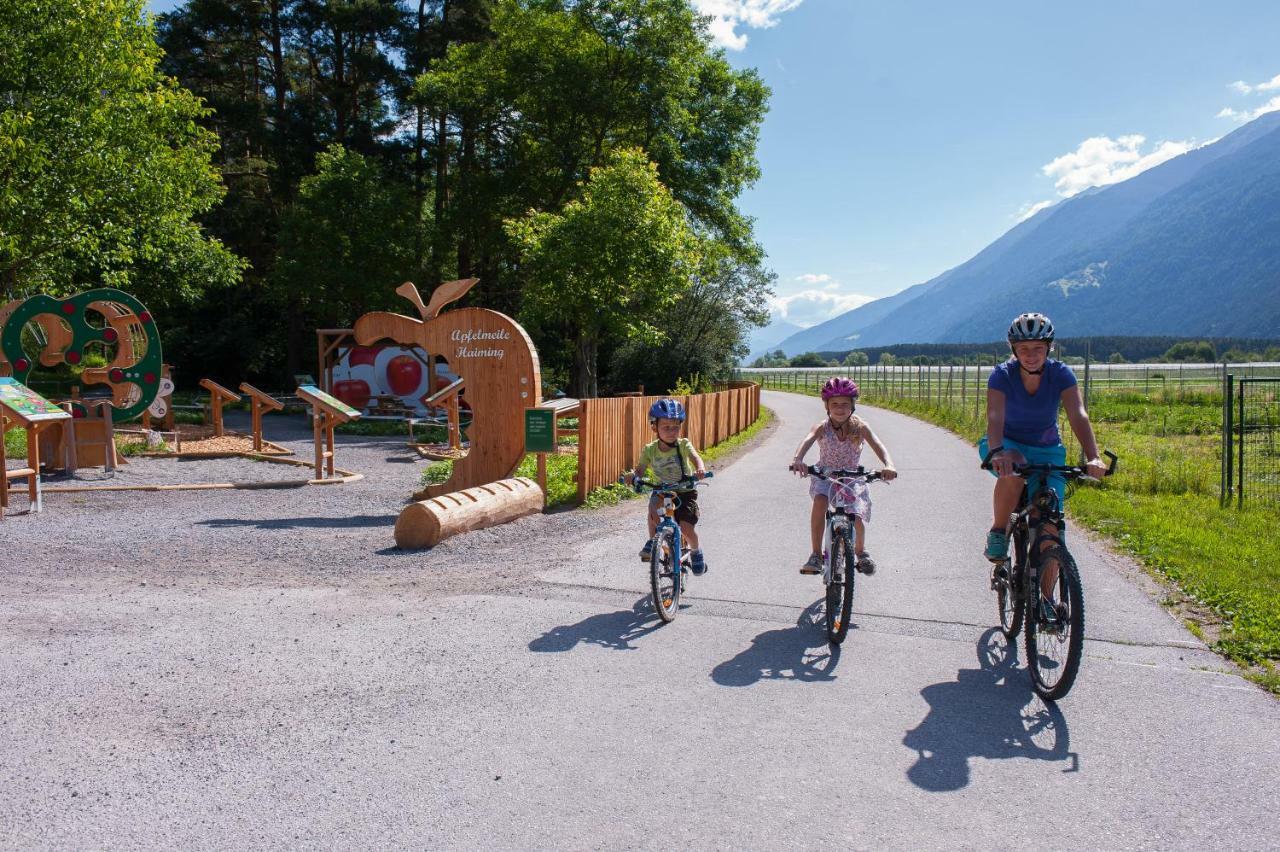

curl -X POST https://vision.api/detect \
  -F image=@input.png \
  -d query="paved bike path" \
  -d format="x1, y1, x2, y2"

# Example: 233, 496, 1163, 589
4, 391, 1277, 848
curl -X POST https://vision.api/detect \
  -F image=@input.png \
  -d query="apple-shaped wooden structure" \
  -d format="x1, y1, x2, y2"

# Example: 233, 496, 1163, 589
354, 279, 541, 498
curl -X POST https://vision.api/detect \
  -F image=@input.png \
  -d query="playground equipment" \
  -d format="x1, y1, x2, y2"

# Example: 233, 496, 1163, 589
39, 395, 120, 473
0, 289, 163, 420
0, 378, 72, 516
394, 477, 544, 549
239, 383, 285, 452
352, 279, 541, 497
199, 378, 240, 437
296, 384, 361, 479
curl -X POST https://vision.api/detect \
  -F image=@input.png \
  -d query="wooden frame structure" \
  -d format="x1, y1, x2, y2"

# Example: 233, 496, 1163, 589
199, 378, 240, 437
296, 384, 361, 479
0, 378, 72, 517
239, 383, 285, 451
420, 376, 466, 450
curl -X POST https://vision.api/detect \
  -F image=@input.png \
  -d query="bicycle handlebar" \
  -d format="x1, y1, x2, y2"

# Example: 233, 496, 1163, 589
981, 449, 1118, 479
800, 464, 885, 483
618, 471, 714, 493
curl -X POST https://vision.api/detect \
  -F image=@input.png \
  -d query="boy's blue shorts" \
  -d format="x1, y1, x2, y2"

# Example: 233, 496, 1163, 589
978, 437, 1068, 529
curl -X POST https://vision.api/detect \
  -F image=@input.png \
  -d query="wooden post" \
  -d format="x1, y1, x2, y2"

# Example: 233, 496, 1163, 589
296, 384, 360, 480
0, 411, 7, 516
199, 379, 241, 437
312, 409, 324, 478
239, 383, 284, 452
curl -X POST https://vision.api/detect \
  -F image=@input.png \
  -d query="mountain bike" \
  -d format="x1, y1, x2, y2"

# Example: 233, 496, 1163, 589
805, 465, 884, 645
982, 450, 1117, 701
624, 472, 713, 623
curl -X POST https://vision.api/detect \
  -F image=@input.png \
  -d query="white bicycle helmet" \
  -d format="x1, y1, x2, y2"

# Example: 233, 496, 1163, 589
1007, 312, 1055, 344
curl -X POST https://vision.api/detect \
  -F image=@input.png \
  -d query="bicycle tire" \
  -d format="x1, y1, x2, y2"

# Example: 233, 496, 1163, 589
997, 526, 1027, 640
650, 530, 679, 623
826, 532, 855, 644
1025, 546, 1085, 701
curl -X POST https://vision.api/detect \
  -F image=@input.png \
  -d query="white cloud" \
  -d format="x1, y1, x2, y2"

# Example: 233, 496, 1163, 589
1219, 73, 1280, 122
692, 0, 805, 50
770, 288, 875, 328
795, 272, 834, 284
1218, 95, 1280, 123
1040, 135, 1194, 198
1016, 199, 1056, 222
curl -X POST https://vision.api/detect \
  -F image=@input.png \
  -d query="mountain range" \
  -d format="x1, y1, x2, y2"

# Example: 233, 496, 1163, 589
760, 110, 1280, 358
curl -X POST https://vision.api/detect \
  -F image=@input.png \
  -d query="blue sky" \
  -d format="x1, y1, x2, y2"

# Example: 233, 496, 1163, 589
700, 0, 1280, 328
148, 0, 1280, 329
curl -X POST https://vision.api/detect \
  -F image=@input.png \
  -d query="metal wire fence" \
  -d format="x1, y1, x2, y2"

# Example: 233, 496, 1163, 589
741, 361, 1280, 508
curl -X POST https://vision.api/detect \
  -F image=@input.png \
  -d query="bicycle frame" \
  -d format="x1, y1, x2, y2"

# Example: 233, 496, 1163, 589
808, 465, 883, 582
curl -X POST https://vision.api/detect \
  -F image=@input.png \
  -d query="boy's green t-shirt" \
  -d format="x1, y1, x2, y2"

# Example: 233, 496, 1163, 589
637, 437, 697, 490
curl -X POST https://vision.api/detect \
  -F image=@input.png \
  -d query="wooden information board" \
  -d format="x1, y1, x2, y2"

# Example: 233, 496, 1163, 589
296, 383, 361, 479
0, 378, 71, 516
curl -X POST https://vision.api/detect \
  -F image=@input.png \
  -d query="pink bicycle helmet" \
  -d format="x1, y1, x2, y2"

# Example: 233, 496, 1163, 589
820, 377, 860, 401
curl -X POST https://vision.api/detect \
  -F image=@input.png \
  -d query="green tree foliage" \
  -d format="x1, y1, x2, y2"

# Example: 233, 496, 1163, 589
0, 0, 243, 304
1162, 340, 1217, 362
750, 348, 787, 368
1108, 351, 1127, 363
789, 352, 827, 367
274, 145, 421, 327
843, 350, 869, 366
507, 149, 698, 397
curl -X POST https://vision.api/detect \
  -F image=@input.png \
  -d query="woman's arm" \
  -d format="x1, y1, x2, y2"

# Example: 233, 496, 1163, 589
862, 423, 897, 480
790, 423, 822, 474
1061, 385, 1106, 478
986, 388, 1015, 476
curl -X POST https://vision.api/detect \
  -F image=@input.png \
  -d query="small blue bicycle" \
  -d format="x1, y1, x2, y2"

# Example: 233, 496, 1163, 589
621, 472, 713, 623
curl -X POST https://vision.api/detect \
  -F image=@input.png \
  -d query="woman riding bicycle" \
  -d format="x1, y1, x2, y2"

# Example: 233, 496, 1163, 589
981, 312, 1106, 620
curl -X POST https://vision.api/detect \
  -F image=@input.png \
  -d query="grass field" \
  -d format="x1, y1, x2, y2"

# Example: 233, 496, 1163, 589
757, 378, 1279, 693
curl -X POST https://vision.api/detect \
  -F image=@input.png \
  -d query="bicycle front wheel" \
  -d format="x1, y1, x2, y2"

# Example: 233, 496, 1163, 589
650, 531, 679, 623
826, 533, 855, 644
997, 527, 1027, 640
1025, 547, 1085, 701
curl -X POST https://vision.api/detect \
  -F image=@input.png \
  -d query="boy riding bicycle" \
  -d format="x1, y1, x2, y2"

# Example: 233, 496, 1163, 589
625, 398, 709, 575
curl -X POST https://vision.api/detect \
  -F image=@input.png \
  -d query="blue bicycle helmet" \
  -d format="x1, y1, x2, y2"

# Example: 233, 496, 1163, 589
648, 398, 686, 423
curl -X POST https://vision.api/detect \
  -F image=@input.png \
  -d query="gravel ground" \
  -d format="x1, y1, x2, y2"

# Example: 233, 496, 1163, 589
3, 409, 637, 591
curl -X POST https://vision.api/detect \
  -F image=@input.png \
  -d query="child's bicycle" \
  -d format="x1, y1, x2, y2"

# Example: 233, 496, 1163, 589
982, 450, 1117, 701
622, 472, 713, 623
804, 465, 885, 645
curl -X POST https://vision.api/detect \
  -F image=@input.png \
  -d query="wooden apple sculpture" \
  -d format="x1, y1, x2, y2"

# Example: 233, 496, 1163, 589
353, 279, 541, 497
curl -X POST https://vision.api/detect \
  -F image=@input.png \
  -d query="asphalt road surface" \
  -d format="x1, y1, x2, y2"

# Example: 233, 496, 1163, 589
3, 390, 1277, 849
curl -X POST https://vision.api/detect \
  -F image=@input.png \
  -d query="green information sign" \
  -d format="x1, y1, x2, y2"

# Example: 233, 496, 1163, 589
297, 384, 362, 421
0, 377, 71, 424
524, 408, 556, 453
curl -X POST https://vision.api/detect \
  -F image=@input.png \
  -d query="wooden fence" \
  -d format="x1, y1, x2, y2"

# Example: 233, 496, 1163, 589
576, 382, 761, 502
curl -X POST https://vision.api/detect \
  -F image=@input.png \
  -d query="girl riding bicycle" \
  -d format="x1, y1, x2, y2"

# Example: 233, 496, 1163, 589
790, 377, 897, 576
981, 312, 1106, 619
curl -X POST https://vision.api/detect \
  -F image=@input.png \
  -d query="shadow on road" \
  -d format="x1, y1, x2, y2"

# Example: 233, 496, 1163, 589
199, 515, 396, 530
711, 600, 843, 686
902, 628, 1077, 792
529, 597, 663, 652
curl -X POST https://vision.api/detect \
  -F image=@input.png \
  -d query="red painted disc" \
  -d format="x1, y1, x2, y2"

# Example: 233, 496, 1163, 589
103, 328, 119, 343
14, 358, 30, 372
66, 351, 81, 365
109, 368, 125, 383
144, 372, 156, 384
61, 302, 76, 315
72, 408, 85, 419
139, 312, 152, 324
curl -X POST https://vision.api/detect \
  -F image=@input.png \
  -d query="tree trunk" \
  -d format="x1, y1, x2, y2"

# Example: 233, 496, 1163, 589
573, 333, 599, 399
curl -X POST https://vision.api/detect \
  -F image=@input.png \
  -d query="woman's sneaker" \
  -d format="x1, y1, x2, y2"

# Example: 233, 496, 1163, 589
856, 552, 876, 575
800, 553, 822, 575
639, 539, 654, 561
985, 530, 1009, 562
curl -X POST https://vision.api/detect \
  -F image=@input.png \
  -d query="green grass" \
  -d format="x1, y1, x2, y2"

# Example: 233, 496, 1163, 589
4, 426, 27, 459
760, 377, 1280, 693
416, 406, 774, 511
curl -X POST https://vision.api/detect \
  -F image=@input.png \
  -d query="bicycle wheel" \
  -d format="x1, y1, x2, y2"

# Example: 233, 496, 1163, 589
826, 533, 855, 644
996, 526, 1027, 640
650, 530, 679, 623
1025, 546, 1085, 701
